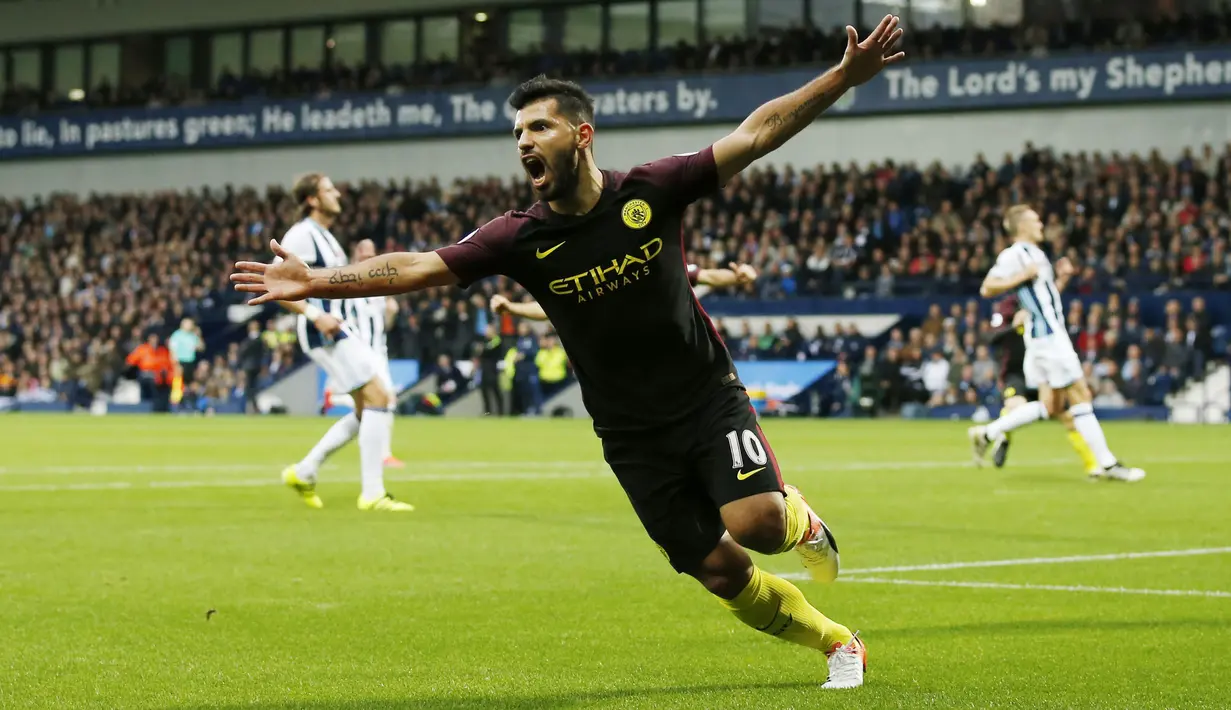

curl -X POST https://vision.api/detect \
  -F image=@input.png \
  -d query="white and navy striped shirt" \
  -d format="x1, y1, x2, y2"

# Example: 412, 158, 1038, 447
279, 217, 354, 351
988, 241, 1067, 344
344, 296, 388, 359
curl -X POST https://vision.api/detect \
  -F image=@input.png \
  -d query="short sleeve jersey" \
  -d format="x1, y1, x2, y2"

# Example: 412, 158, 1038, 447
280, 217, 353, 350
436, 146, 737, 433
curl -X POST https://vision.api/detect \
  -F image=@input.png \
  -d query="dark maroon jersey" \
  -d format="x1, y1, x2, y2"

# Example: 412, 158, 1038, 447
436, 147, 737, 433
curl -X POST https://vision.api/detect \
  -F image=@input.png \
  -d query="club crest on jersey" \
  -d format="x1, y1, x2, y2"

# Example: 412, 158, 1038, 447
621, 199, 652, 230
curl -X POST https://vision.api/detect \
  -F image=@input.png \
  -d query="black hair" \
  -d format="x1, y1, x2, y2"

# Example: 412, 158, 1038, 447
507, 75, 596, 126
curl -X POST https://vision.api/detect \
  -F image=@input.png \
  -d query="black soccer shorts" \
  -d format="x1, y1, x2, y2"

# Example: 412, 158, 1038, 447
600, 386, 785, 573
1003, 373, 1039, 403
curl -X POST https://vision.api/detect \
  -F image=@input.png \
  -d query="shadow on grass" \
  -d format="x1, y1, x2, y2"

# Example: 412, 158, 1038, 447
184, 679, 818, 710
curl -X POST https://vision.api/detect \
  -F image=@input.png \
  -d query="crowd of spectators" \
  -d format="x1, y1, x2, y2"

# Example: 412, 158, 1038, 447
3, 139, 1230, 411
6, 7, 1231, 115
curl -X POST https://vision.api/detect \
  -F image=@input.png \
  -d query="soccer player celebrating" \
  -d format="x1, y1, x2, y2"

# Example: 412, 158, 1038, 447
970, 205, 1144, 482
275, 175, 414, 511
233, 16, 905, 689
985, 295, 1100, 474
488, 262, 759, 321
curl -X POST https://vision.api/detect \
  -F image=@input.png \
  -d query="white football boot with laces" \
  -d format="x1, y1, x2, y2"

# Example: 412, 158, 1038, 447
822, 633, 867, 689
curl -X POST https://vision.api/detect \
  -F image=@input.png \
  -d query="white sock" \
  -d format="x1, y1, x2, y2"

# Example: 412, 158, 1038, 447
384, 412, 395, 459
298, 413, 359, 481
359, 408, 393, 500
1068, 402, 1118, 469
331, 392, 356, 408
987, 400, 1049, 439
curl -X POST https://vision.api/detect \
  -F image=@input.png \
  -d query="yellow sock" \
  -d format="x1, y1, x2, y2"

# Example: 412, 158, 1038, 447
772, 488, 812, 555
1068, 430, 1099, 472
719, 566, 853, 652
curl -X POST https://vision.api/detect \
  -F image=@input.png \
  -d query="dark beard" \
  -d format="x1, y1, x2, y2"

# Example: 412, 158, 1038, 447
537, 150, 580, 202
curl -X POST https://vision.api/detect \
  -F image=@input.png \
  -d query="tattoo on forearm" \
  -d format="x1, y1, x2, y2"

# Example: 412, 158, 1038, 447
327, 270, 364, 287
367, 260, 400, 285
764, 90, 834, 132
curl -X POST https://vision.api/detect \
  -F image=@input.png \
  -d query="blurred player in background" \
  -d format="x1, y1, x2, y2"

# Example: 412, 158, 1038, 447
323, 238, 405, 468
276, 174, 414, 511
234, 18, 908, 689
489, 262, 759, 321
970, 205, 1144, 482
985, 294, 1099, 474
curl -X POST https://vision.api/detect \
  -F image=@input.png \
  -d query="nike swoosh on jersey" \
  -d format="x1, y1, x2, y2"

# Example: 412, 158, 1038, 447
736, 466, 766, 481
536, 242, 565, 259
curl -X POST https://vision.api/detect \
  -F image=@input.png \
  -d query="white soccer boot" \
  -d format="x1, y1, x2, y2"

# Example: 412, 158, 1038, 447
822, 634, 867, 689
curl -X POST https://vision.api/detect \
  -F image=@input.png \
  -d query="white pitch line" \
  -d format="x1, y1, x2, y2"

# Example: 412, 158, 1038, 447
834, 576, 1231, 599
2, 453, 1228, 478
821, 546, 1231, 576
0, 461, 604, 476
0, 470, 611, 493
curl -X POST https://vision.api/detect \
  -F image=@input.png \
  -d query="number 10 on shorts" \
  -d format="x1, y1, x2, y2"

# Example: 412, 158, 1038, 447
725, 429, 768, 469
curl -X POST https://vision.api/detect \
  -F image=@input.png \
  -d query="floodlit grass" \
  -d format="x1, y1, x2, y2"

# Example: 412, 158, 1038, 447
2, 415, 1228, 709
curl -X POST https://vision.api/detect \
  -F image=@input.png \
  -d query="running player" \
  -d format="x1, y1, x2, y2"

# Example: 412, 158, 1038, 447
276, 175, 414, 511
324, 239, 405, 468
488, 262, 759, 320
969, 205, 1144, 482
985, 295, 1099, 474
233, 16, 906, 689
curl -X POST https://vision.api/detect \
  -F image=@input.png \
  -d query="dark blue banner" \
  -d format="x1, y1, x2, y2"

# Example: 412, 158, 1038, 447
2, 47, 1229, 160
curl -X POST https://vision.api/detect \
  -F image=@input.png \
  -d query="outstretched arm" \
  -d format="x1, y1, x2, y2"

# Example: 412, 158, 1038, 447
694, 262, 758, 288
711, 15, 904, 185
232, 240, 459, 304
491, 294, 548, 321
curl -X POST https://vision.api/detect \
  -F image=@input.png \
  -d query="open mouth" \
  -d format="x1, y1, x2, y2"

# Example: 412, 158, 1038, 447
522, 155, 547, 188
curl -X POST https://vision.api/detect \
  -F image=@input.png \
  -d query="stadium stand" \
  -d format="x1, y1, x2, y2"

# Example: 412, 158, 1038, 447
3, 142, 1228, 414
4, 9, 1231, 114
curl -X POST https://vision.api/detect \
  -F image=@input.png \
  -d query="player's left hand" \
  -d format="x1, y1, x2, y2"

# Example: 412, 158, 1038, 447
1056, 257, 1075, 279
490, 294, 511, 314
231, 239, 312, 305
729, 262, 758, 284
839, 14, 906, 87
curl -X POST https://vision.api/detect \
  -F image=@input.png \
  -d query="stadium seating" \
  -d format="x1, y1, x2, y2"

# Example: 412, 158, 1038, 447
2, 142, 1229, 413
5, 10, 1231, 115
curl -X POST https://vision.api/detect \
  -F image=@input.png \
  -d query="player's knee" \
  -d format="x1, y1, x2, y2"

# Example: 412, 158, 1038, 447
724, 494, 788, 555
694, 565, 753, 600
688, 542, 754, 600
362, 380, 392, 409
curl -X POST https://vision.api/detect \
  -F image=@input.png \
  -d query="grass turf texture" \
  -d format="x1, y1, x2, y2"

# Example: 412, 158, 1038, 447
1, 415, 1229, 709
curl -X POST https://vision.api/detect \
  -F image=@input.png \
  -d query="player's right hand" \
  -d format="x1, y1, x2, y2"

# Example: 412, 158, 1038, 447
232, 240, 312, 305
839, 14, 905, 87
313, 313, 342, 337
490, 294, 511, 314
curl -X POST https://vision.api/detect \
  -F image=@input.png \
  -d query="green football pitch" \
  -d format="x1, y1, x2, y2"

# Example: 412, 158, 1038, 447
2, 415, 1229, 709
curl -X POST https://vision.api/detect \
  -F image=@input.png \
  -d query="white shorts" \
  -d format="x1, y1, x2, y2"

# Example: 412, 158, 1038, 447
1023, 337, 1084, 390
375, 354, 393, 393
307, 336, 379, 394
